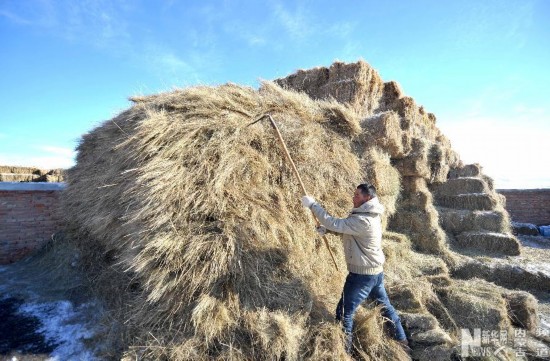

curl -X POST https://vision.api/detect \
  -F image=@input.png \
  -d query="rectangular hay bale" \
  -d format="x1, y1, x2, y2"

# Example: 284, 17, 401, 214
435, 193, 498, 211
430, 177, 487, 197
454, 231, 520, 256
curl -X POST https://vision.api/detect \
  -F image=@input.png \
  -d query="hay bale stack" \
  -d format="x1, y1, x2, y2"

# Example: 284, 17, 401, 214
0, 165, 65, 182
0, 173, 38, 181
361, 147, 401, 228
360, 111, 405, 158
0, 165, 41, 174
61, 60, 530, 359
275, 60, 384, 117
392, 138, 431, 178
62, 81, 424, 359
276, 61, 460, 186
431, 163, 519, 256
436, 279, 512, 333
388, 176, 448, 253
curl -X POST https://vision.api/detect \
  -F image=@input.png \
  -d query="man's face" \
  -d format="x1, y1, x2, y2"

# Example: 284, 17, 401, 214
352, 188, 371, 208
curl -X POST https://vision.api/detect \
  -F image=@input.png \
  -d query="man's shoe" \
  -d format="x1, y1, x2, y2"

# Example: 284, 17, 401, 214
397, 338, 412, 356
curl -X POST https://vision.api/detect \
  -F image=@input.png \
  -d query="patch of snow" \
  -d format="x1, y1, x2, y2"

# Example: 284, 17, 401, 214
522, 262, 550, 278
518, 235, 550, 249
0, 182, 66, 191
512, 221, 538, 229
17, 300, 99, 361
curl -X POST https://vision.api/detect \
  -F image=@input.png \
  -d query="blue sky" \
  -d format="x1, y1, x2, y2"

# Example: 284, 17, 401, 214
0, 0, 548, 188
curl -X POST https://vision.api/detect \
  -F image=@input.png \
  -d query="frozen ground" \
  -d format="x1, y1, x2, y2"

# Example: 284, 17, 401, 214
0, 261, 102, 360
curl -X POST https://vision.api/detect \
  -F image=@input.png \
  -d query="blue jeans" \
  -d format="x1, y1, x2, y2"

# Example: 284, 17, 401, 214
335, 271, 407, 352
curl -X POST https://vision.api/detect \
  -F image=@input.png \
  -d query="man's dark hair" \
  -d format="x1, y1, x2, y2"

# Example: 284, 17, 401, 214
357, 183, 377, 198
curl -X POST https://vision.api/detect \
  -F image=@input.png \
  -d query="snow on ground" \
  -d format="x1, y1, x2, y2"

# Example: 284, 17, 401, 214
0, 262, 102, 360
16, 300, 99, 361
517, 236, 550, 277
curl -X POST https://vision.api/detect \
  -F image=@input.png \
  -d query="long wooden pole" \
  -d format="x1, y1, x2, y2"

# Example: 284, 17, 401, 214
263, 114, 339, 271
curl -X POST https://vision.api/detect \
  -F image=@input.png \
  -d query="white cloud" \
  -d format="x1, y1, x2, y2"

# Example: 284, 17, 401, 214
271, 1, 312, 41
448, 0, 535, 51
37, 145, 76, 158
0, 8, 31, 25
0, 145, 76, 169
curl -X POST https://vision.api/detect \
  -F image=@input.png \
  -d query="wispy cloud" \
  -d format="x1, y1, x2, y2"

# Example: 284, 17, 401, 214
37, 145, 76, 158
142, 45, 202, 83
271, 1, 312, 41
0, 8, 31, 25
448, 0, 535, 50
0, 0, 131, 48
0, 145, 76, 169
0, 1, 208, 82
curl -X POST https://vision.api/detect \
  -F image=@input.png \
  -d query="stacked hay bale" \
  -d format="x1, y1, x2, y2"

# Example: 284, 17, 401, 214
278, 61, 460, 255
0, 165, 65, 182
62, 60, 543, 360
61, 82, 411, 360
431, 163, 521, 256
276, 61, 545, 359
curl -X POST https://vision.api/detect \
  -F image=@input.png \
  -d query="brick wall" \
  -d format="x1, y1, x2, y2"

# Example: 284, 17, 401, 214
497, 189, 550, 226
0, 182, 66, 264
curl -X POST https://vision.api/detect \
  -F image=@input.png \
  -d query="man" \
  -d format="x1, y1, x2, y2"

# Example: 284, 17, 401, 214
301, 184, 408, 354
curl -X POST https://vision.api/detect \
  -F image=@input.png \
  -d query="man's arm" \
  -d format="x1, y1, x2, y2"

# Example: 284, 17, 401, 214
309, 202, 366, 236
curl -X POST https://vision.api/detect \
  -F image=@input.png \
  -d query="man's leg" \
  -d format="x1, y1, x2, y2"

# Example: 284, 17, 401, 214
335, 272, 379, 353
369, 272, 407, 341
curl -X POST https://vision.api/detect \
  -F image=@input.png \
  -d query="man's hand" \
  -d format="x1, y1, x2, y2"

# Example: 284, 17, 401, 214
316, 225, 327, 236
301, 195, 315, 208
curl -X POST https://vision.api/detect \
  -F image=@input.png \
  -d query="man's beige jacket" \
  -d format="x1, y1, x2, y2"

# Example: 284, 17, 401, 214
310, 197, 385, 275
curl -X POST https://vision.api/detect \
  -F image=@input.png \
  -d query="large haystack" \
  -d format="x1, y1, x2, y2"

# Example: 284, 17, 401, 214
61, 60, 548, 360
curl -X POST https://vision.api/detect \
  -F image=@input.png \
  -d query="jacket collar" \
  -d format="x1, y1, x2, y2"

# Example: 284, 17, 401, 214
350, 196, 385, 215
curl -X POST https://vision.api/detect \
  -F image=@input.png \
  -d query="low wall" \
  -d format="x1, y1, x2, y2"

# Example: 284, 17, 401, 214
497, 188, 550, 226
0, 182, 66, 264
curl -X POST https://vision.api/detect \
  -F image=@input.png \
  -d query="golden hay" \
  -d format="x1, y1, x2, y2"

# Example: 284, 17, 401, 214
503, 291, 539, 331
448, 163, 482, 179
388, 176, 448, 253
430, 177, 487, 197
454, 231, 521, 256
352, 306, 411, 361
435, 278, 512, 333
360, 147, 401, 228
361, 111, 405, 158
436, 207, 510, 235
56, 59, 534, 360
392, 138, 431, 178
0, 173, 38, 182
275, 60, 384, 117
61, 81, 416, 359
0, 165, 65, 182
435, 193, 499, 211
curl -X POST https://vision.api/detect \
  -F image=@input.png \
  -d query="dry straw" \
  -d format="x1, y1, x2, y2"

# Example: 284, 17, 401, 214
59, 60, 535, 360
62, 81, 411, 359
